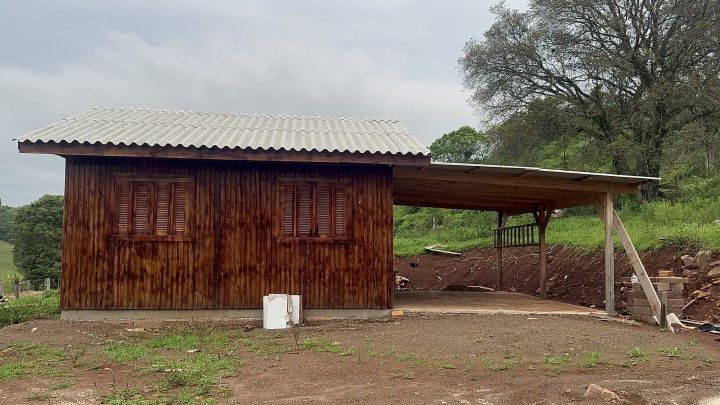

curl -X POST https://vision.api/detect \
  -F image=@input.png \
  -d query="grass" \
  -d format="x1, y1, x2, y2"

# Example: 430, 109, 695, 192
0, 290, 61, 327
393, 197, 720, 256
0, 241, 19, 291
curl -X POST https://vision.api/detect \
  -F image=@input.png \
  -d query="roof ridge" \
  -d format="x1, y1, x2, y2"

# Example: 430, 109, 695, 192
91, 106, 401, 123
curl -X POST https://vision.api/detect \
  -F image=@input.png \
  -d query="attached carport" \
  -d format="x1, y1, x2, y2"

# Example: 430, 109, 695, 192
393, 162, 661, 320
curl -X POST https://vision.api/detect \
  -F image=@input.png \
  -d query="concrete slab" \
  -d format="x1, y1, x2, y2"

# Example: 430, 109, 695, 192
395, 291, 604, 316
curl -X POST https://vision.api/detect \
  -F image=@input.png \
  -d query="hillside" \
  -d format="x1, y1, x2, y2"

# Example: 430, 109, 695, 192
393, 197, 720, 256
0, 241, 18, 291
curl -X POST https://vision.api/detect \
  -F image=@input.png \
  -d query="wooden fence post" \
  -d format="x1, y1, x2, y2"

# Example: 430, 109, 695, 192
14, 283, 19, 299
45, 278, 51, 291
495, 212, 506, 291
603, 192, 615, 315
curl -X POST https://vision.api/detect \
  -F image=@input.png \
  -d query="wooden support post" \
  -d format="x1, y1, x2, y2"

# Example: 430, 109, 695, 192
495, 212, 506, 291
603, 192, 615, 315
45, 278, 51, 291
534, 208, 552, 300
660, 292, 668, 329
14, 283, 19, 299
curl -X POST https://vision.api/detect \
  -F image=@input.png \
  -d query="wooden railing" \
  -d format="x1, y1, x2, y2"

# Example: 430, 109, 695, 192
494, 223, 538, 248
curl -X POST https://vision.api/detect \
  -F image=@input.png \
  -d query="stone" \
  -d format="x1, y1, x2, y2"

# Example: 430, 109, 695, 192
707, 266, 720, 279
692, 290, 712, 299
584, 384, 622, 402
696, 250, 712, 267
681, 254, 696, 267
656, 282, 671, 292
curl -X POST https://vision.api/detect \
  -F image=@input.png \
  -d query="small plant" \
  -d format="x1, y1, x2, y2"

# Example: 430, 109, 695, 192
291, 325, 301, 351
544, 354, 570, 365
704, 357, 715, 366
627, 347, 650, 362
581, 350, 602, 368
105, 342, 149, 363
440, 363, 456, 369
25, 390, 53, 402
657, 346, 690, 359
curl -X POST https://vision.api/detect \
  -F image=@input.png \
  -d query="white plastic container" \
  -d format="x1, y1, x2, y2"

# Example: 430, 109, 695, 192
262, 294, 301, 329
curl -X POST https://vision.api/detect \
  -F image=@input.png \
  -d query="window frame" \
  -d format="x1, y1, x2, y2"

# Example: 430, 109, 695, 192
112, 174, 193, 242
278, 179, 351, 243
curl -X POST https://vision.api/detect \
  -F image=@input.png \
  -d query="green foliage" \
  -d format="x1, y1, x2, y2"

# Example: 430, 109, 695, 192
0, 290, 61, 327
394, 196, 720, 256
429, 126, 489, 163
0, 202, 17, 243
0, 241, 19, 292
12, 195, 63, 281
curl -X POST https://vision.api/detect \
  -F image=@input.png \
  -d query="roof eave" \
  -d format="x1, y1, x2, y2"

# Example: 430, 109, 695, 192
18, 140, 431, 167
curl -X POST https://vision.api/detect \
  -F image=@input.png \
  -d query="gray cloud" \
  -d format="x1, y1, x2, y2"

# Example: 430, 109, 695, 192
0, 0, 528, 206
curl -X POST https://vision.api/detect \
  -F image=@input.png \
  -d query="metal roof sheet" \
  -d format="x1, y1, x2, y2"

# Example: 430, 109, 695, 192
17, 107, 429, 157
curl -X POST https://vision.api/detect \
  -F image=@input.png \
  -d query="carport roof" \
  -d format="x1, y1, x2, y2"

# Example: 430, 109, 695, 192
393, 162, 658, 214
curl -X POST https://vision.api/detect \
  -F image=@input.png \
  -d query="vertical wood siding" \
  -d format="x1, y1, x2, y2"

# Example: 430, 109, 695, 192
61, 157, 393, 310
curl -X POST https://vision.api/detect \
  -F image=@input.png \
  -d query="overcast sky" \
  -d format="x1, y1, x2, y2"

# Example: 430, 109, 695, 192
0, 0, 528, 206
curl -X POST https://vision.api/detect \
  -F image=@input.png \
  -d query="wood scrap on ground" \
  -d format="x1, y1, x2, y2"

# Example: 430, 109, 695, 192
425, 245, 462, 256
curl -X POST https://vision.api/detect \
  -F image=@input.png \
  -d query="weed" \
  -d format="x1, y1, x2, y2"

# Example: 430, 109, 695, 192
689, 337, 699, 347
440, 363, 456, 369
0, 362, 26, 381
543, 353, 571, 365
627, 347, 650, 362
146, 332, 200, 351
105, 342, 149, 363
704, 357, 715, 366
50, 378, 76, 390
581, 350, 602, 368
657, 346, 691, 359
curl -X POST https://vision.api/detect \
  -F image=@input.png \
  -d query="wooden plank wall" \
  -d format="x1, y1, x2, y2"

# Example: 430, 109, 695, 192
61, 157, 393, 310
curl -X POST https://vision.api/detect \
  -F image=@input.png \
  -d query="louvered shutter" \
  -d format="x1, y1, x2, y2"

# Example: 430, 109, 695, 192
297, 185, 312, 236
155, 182, 170, 236
116, 180, 130, 235
173, 182, 187, 235
317, 186, 331, 236
281, 186, 295, 236
132, 182, 150, 235
334, 187, 346, 236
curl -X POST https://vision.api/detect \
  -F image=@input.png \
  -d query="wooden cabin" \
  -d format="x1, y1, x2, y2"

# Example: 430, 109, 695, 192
18, 107, 658, 321
17, 107, 429, 319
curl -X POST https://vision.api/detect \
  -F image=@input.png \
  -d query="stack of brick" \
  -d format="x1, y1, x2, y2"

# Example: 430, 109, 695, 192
627, 276, 687, 324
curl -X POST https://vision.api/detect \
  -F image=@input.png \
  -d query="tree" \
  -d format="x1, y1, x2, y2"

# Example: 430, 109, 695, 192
0, 198, 17, 243
460, 1, 720, 198
429, 126, 490, 163
12, 195, 63, 281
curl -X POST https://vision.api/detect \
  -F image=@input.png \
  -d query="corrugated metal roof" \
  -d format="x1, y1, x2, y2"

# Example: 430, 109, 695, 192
17, 107, 429, 157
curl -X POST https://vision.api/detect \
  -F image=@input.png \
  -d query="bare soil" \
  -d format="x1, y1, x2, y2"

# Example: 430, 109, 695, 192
394, 245, 720, 322
1, 317, 719, 404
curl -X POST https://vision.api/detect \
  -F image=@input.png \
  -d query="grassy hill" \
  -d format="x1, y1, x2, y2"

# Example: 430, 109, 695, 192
394, 197, 720, 256
0, 241, 19, 291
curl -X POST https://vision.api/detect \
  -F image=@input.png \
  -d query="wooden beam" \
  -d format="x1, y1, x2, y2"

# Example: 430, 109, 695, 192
394, 167, 639, 194
534, 208, 552, 300
613, 212, 662, 321
603, 193, 615, 315
18, 141, 431, 167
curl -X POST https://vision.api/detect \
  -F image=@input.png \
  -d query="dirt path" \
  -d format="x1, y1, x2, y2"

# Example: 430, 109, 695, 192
1, 316, 718, 404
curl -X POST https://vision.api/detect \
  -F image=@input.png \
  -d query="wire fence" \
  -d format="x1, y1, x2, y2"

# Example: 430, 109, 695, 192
0, 278, 60, 301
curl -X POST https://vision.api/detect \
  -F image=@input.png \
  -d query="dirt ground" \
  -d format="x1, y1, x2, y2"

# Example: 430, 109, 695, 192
394, 245, 720, 321
1, 315, 718, 404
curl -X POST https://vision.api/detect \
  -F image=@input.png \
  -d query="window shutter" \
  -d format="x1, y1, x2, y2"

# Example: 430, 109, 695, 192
132, 182, 150, 235
116, 180, 130, 235
297, 185, 312, 236
173, 182, 187, 235
281, 186, 295, 236
334, 187, 346, 236
317, 186, 331, 236
155, 182, 170, 236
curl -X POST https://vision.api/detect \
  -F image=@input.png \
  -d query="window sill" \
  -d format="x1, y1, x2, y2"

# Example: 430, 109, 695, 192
277, 237, 352, 244
111, 235, 192, 242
